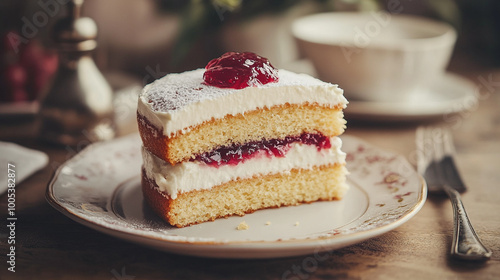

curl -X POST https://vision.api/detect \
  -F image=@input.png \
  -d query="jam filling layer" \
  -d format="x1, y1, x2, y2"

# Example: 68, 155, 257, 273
192, 133, 331, 167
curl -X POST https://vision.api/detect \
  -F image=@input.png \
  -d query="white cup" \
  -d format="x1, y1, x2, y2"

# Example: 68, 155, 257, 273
292, 12, 457, 102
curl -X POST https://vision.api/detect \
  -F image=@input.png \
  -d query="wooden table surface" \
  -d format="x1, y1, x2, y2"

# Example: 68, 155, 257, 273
1, 65, 499, 280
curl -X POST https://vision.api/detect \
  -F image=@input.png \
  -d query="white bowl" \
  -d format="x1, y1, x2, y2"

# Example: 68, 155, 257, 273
292, 12, 457, 102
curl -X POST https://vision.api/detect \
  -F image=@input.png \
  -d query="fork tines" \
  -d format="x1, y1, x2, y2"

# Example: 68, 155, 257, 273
416, 126, 466, 193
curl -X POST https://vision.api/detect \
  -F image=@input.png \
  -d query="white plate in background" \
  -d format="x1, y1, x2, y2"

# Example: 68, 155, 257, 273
345, 73, 478, 122
284, 60, 477, 122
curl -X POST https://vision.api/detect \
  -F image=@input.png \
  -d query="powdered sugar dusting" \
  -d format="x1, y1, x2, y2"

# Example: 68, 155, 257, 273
143, 69, 334, 113
138, 68, 347, 136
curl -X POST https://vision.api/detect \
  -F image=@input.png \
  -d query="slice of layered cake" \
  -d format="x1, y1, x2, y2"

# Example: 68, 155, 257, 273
138, 52, 348, 227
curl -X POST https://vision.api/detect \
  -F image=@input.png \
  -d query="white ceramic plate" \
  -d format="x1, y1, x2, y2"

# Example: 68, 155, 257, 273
345, 73, 478, 122
47, 134, 426, 258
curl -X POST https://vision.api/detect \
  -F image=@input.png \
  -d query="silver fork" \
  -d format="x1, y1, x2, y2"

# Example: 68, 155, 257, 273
416, 126, 492, 261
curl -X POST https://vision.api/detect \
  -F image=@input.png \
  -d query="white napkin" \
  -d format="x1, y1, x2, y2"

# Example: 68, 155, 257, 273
0, 142, 49, 194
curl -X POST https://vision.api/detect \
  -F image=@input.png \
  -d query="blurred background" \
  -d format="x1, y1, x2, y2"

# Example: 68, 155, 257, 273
0, 0, 499, 104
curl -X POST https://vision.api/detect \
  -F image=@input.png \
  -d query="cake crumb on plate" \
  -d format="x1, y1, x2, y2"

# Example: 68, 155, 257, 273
265, 221, 271, 225
237, 221, 249, 230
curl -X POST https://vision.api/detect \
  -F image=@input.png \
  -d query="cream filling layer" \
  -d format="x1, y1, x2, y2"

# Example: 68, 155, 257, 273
142, 137, 346, 199
138, 69, 347, 137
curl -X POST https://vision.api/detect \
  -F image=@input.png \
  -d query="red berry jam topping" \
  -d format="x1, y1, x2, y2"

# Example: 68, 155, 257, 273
203, 52, 279, 89
193, 133, 331, 167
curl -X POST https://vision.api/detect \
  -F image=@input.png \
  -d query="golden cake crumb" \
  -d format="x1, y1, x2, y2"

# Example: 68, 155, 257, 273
265, 221, 271, 226
294, 221, 300, 226
237, 221, 249, 230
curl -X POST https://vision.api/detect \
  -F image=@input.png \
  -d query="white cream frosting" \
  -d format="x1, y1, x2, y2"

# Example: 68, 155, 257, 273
142, 137, 346, 199
138, 69, 347, 136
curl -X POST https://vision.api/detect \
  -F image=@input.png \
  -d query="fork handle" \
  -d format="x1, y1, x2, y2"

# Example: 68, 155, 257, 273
444, 185, 492, 260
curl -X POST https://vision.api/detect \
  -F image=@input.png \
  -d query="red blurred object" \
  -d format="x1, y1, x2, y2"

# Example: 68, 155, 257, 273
6, 64, 27, 88
0, 32, 58, 103
11, 88, 29, 102
203, 52, 279, 89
